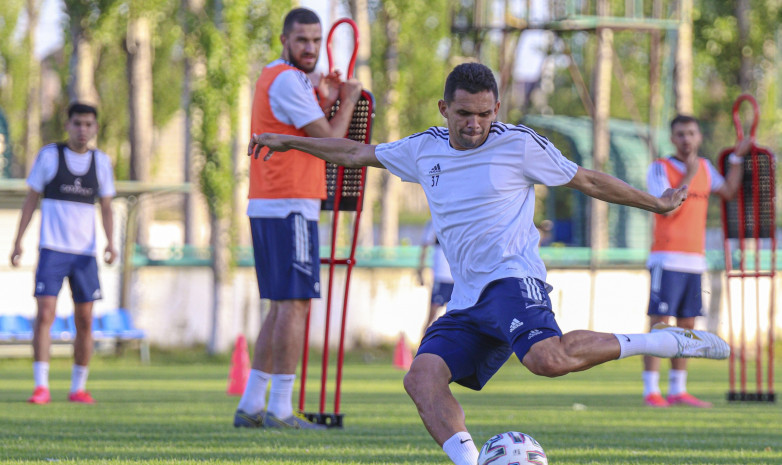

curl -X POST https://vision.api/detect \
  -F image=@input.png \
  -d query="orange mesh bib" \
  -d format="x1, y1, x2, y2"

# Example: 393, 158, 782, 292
650, 158, 711, 254
248, 63, 326, 200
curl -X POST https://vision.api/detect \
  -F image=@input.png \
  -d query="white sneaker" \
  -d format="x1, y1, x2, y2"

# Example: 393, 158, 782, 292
651, 323, 730, 359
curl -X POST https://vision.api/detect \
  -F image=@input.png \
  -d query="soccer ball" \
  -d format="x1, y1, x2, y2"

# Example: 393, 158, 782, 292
477, 431, 548, 465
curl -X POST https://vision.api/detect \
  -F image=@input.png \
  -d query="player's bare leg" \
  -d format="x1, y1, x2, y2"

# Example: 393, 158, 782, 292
270, 299, 310, 373
404, 353, 465, 446
68, 301, 95, 403
643, 315, 670, 406
251, 301, 278, 372
29, 296, 56, 404
72, 302, 94, 367
522, 331, 621, 377
525, 325, 728, 379
404, 353, 478, 465
32, 296, 57, 363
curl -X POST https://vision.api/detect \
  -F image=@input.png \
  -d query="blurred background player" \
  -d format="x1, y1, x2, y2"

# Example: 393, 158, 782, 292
416, 220, 453, 337
10, 102, 116, 405
233, 7, 362, 429
643, 114, 752, 408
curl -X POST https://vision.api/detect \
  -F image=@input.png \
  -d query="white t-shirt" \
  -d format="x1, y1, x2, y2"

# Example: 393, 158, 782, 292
247, 59, 326, 220
26, 143, 116, 256
645, 156, 725, 273
376, 122, 578, 310
422, 221, 453, 283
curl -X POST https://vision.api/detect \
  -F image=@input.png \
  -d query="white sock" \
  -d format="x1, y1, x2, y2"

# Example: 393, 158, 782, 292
668, 369, 687, 396
237, 369, 271, 415
642, 370, 661, 397
70, 365, 89, 393
442, 432, 480, 465
615, 332, 678, 359
33, 361, 49, 388
267, 374, 296, 419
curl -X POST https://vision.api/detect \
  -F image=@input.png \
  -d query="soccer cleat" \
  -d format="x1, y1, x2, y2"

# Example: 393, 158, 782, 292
667, 392, 713, 408
651, 323, 730, 359
28, 386, 51, 404
644, 392, 669, 408
263, 411, 326, 430
68, 390, 95, 404
233, 409, 265, 428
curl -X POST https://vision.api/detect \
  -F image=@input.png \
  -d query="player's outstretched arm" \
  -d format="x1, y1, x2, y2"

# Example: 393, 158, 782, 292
248, 133, 384, 169
564, 166, 687, 214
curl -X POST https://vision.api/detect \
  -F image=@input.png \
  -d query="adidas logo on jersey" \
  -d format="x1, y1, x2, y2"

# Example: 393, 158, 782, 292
527, 329, 543, 340
509, 318, 524, 333
428, 163, 441, 175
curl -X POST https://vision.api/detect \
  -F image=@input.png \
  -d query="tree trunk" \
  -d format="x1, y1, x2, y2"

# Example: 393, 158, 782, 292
736, 0, 751, 92
590, 0, 612, 255
182, 0, 205, 245
23, 0, 41, 174
380, 8, 401, 247
648, 0, 663, 160
208, 212, 231, 354
349, 0, 376, 247
126, 15, 154, 246
674, 0, 693, 114
68, 19, 99, 105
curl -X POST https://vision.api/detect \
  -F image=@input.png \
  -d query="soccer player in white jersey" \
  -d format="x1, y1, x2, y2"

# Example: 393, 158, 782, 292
10, 102, 116, 405
247, 63, 730, 465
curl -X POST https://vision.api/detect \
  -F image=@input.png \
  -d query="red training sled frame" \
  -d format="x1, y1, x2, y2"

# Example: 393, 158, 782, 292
299, 18, 376, 427
718, 94, 776, 403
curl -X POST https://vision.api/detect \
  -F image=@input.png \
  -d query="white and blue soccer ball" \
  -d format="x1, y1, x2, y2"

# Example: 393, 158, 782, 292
477, 431, 548, 465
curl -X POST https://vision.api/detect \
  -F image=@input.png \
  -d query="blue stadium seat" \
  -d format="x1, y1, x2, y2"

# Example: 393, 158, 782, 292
97, 309, 149, 363
0, 315, 33, 341
51, 316, 74, 341
99, 309, 146, 340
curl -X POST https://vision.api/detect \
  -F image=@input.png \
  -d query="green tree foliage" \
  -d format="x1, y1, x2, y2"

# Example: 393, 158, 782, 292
692, 0, 782, 155
0, 0, 28, 175
369, 0, 453, 140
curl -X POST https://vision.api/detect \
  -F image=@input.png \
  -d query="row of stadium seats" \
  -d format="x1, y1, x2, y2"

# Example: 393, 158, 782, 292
0, 309, 149, 363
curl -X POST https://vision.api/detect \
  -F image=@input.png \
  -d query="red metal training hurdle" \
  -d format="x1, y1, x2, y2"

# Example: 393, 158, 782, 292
718, 94, 776, 403
298, 18, 376, 427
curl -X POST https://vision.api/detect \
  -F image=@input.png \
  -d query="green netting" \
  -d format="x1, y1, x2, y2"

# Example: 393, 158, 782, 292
521, 115, 674, 248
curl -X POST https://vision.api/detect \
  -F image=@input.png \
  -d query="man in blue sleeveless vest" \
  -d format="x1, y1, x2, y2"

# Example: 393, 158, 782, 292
10, 102, 116, 405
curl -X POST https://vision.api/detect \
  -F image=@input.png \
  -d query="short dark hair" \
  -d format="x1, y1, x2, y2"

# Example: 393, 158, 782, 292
443, 63, 498, 103
670, 114, 699, 130
68, 102, 97, 119
282, 8, 320, 36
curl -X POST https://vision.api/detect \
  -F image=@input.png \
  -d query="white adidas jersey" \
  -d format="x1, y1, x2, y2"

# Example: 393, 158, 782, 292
376, 122, 578, 311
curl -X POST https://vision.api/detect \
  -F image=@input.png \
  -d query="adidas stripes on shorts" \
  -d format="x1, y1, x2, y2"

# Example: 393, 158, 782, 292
417, 277, 562, 391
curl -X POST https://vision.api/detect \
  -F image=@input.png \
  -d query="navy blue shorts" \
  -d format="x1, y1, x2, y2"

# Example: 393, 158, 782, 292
250, 214, 320, 301
417, 277, 562, 391
431, 281, 454, 305
647, 266, 703, 318
34, 248, 102, 303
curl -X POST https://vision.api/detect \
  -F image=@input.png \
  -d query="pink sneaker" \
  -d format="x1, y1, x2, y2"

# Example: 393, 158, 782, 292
644, 392, 669, 407
28, 386, 51, 404
667, 392, 712, 408
68, 390, 96, 404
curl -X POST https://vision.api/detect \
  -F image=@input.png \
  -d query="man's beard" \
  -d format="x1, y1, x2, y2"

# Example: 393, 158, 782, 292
289, 53, 317, 74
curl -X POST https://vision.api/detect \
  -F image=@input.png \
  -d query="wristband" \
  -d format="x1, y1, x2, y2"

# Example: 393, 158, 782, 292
728, 153, 744, 165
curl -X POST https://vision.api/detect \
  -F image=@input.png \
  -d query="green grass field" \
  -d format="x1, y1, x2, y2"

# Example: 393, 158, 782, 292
1, 348, 780, 464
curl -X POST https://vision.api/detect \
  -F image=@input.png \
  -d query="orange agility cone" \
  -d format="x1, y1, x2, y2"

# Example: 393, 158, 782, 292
393, 333, 412, 370
227, 334, 250, 395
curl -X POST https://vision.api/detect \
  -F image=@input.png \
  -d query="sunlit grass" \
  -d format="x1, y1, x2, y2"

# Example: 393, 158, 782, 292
1, 347, 780, 464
